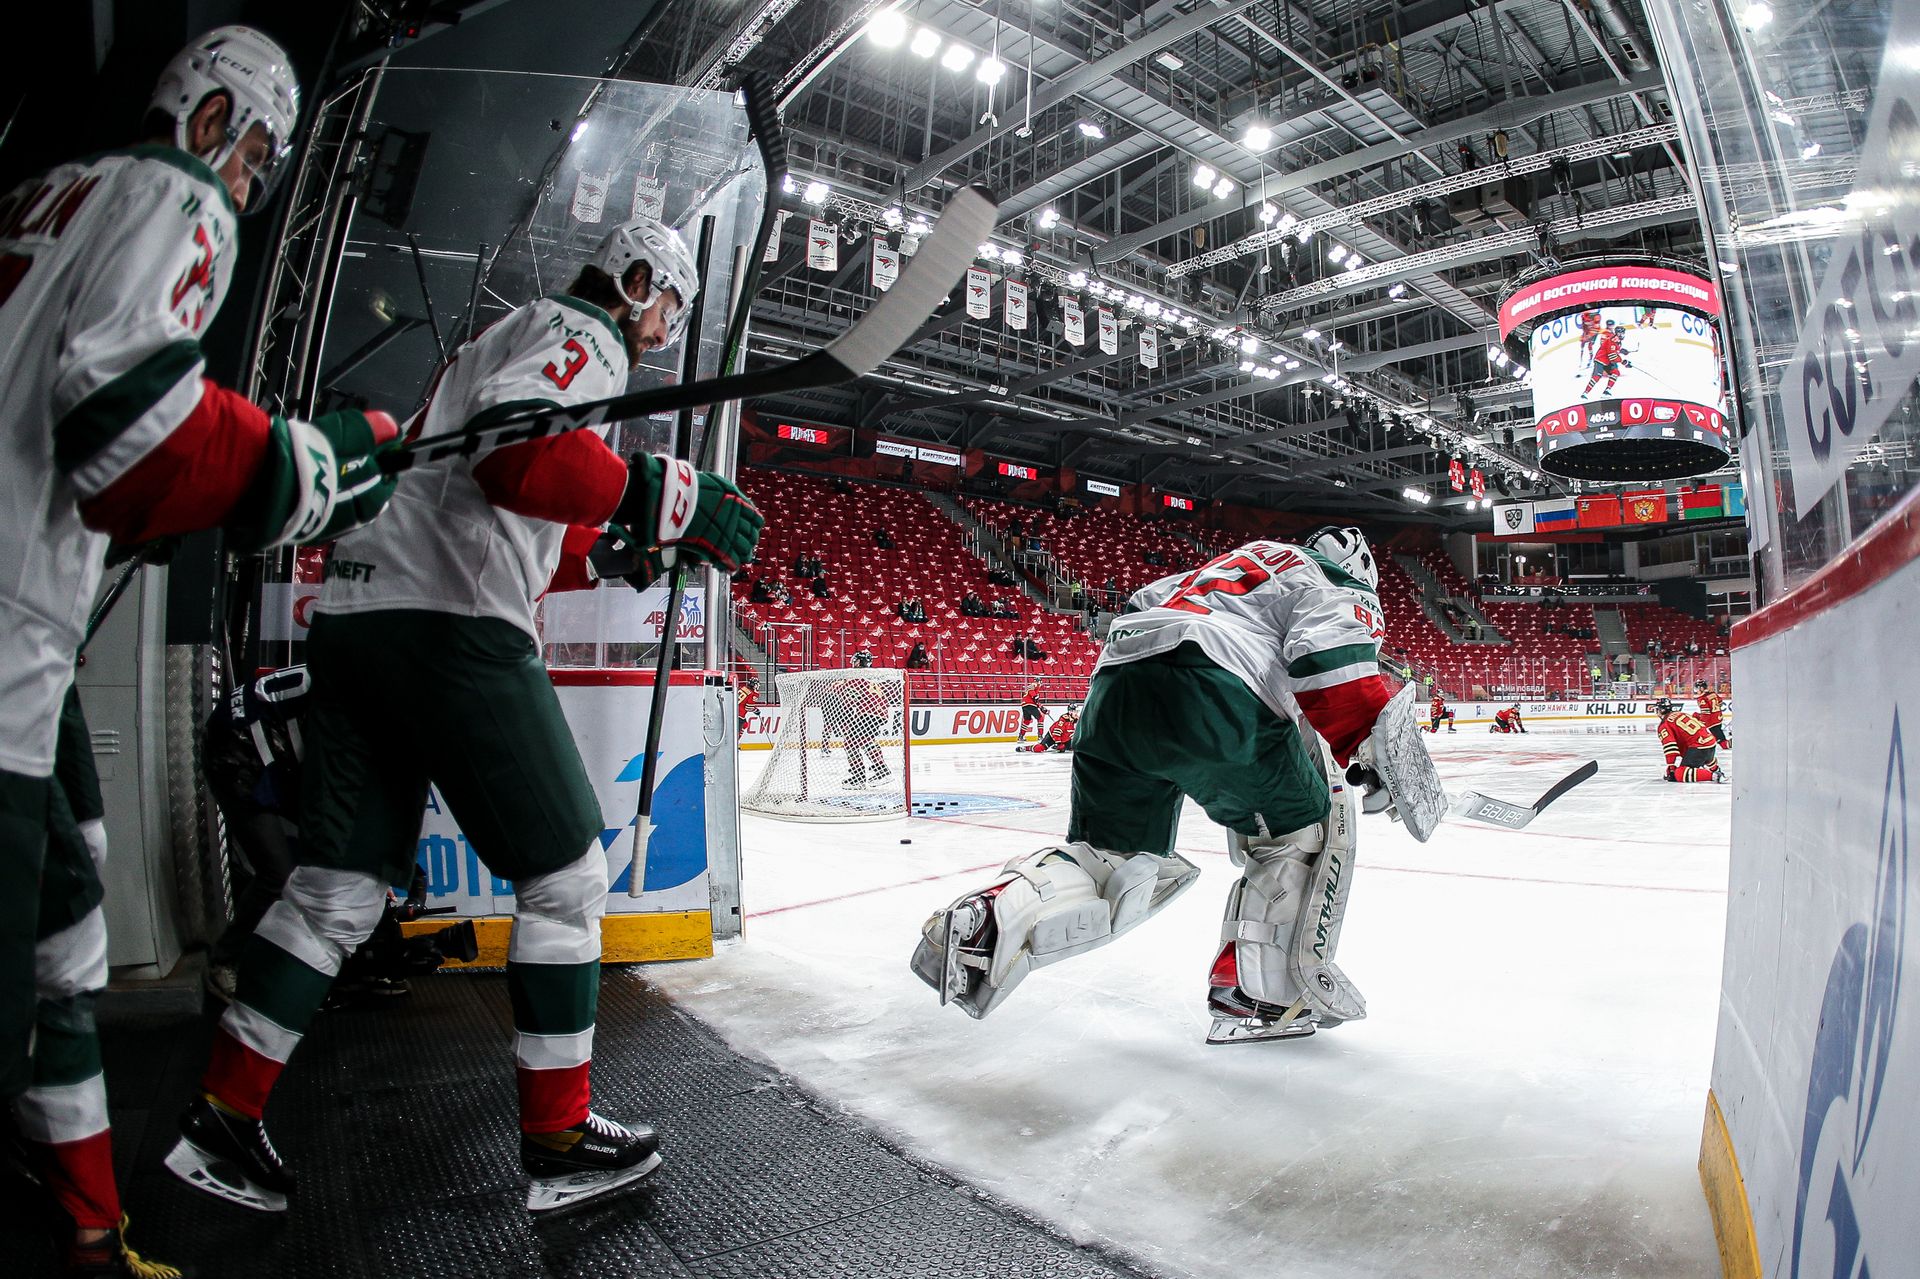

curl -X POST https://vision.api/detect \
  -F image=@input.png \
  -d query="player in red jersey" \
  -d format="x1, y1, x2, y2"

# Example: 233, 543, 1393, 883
1020, 705, 1078, 753
1015, 680, 1047, 743
1427, 693, 1456, 733
736, 675, 760, 737
1693, 680, 1730, 748
1581, 322, 1633, 397
1576, 309, 1604, 361
1489, 703, 1527, 734
1655, 699, 1726, 782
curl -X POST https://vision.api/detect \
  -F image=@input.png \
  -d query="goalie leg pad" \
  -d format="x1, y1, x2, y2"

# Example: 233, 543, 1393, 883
909, 842, 1199, 1018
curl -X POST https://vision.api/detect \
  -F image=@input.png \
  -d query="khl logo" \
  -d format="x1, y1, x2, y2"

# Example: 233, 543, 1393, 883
1790, 714, 1909, 1279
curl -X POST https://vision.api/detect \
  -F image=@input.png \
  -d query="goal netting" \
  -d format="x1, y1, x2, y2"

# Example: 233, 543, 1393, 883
740, 667, 911, 821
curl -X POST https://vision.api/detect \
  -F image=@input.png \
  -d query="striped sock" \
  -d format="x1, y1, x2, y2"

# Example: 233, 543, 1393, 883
15, 996, 118, 1229
509, 959, 598, 1134
201, 911, 342, 1118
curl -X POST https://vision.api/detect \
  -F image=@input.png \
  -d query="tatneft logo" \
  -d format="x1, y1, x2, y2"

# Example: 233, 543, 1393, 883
1790, 715, 1909, 1279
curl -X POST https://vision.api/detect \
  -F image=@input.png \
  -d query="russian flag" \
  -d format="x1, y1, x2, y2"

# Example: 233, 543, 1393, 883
1533, 498, 1578, 530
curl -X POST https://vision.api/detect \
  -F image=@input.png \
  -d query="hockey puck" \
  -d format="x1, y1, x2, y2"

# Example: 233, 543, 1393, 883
899, 838, 912, 845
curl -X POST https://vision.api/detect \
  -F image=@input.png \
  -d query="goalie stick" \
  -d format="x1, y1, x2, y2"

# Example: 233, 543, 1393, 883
1449, 759, 1599, 831
376, 180, 997, 478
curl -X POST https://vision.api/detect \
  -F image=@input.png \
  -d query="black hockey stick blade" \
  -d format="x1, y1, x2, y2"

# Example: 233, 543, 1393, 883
1449, 759, 1598, 831
382, 184, 998, 475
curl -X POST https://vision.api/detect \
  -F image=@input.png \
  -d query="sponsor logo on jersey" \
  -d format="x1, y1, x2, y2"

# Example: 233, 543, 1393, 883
1790, 716, 1907, 1279
324, 558, 378, 582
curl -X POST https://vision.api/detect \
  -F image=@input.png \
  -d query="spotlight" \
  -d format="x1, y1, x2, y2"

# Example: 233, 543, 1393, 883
1068, 270, 1088, 288
1192, 165, 1215, 189
865, 7, 908, 46
1302, 328, 1322, 342
1001, 248, 1022, 267
1328, 244, 1349, 265
1076, 119, 1105, 139
940, 44, 975, 72
978, 243, 1000, 260
881, 205, 904, 227
1037, 207, 1059, 228
909, 27, 941, 57
801, 180, 829, 205
1388, 283, 1407, 298
1741, 2, 1773, 30
1259, 202, 1278, 224
1212, 177, 1235, 199
1344, 257, 1364, 271
1243, 124, 1272, 151
976, 57, 1005, 85
1294, 224, 1314, 245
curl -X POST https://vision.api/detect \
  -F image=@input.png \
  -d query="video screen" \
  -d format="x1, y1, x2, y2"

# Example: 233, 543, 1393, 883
1527, 304, 1724, 433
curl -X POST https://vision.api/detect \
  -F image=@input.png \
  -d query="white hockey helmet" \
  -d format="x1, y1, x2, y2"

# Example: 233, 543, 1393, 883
1302, 525, 1378, 592
591, 217, 701, 349
150, 26, 301, 209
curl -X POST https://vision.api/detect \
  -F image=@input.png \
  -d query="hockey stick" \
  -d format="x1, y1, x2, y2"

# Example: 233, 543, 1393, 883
378, 181, 997, 478
629, 72, 786, 896
1449, 759, 1598, 830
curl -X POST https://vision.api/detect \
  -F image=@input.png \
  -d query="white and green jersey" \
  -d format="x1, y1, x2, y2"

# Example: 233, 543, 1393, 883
319, 296, 626, 639
1100, 540, 1387, 732
0, 147, 240, 777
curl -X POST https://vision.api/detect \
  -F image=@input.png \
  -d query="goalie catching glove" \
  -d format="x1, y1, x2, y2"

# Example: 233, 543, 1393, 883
610, 454, 764, 576
227, 409, 403, 550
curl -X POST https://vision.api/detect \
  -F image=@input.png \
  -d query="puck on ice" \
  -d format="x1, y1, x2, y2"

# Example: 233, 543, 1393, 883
899, 838, 912, 844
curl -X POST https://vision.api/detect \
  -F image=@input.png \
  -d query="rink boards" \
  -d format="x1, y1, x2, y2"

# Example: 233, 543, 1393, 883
738, 695, 1715, 748
1710, 499, 1919, 1277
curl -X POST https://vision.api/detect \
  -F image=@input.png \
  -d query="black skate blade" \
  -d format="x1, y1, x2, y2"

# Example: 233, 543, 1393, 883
526, 1150, 661, 1214
164, 1137, 289, 1212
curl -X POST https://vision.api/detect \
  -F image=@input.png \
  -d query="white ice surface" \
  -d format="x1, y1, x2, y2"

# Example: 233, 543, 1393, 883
649, 725, 1729, 1279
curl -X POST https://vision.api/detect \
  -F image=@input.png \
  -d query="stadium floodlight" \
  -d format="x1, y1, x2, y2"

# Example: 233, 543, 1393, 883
1741, 2, 1773, 30
1068, 270, 1089, 288
1000, 248, 1022, 267
780, 174, 796, 194
978, 244, 999, 260
1037, 206, 1059, 228
1327, 339, 1345, 353
1388, 283, 1407, 298
1243, 124, 1272, 151
801, 180, 829, 205
941, 44, 975, 72
881, 205, 904, 227
1327, 245, 1348, 267
865, 7, 909, 46
1295, 224, 1314, 244
1303, 328, 1322, 342
976, 57, 1006, 85
1239, 360, 1257, 373
1284, 359, 1301, 370
1345, 257, 1363, 271
1212, 177, 1234, 199
1258, 202, 1278, 224
1077, 119, 1105, 139
910, 27, 942, 57
1192, 165, 1216, 189
1240, 335, 1260, 353
1488, 345, 1506, 366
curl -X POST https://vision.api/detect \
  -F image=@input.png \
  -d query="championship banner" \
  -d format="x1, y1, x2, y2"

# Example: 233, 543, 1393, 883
1005, 279, 1028, 330
764, 211, 787, 262
807, 219, 837, 271
1448, 459, 1466, 493
632, 175, 664, 222
1623, 489, 1669, 524
1063, 297, 1085, 347
871, 239, 899, 292
571, 171, 610, 223
1140, 326, 1159, 369
1492, 501, 1536, 535
1469, 468, 1485, 499
965, 266, 991, 318
1097, 306, 1117, 354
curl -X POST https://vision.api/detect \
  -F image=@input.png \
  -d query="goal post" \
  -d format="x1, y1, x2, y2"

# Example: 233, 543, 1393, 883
741, 667, 912, 821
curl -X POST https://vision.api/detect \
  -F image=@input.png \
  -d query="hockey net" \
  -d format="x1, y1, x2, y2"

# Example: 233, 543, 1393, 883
740, 667, 911, 821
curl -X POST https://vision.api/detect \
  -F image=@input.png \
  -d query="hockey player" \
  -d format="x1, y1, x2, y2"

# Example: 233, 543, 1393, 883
1693, 680, 1730, 748
911, 527, 1446, 1046
168, 216, 763, 1217
1489, 703, 1527, 733
2, 27, 405, 1276
1582, 322, 1633, 397
1655, 698, 1727, 783
736, 674, 761, 738
1427, 692, 1456, 733
1019, 705, 1078, 754
838, 652, 891, 787
1015, 680, 1047, 743
1576, 308, 1604, 362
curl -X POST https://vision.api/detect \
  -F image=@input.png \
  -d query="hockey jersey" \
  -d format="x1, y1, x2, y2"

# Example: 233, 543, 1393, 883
1102, 540, 1393, 762
1694, 691, 1726, 725
204, 666, 312, 814
1657, 713, 1716, 761
320, 297, 628, 639
0, 147, 262, 776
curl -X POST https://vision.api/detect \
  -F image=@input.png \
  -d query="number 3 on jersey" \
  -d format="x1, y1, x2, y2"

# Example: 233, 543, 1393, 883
1163, 553, 1270, 614
543, 338, 589, 389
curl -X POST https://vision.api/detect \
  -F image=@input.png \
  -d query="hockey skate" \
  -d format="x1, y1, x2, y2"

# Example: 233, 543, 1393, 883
165, 1095, 294, 1212
923, 892, 994, 1006
64, 1214, 186, 1279
522, 1112, 661, 1213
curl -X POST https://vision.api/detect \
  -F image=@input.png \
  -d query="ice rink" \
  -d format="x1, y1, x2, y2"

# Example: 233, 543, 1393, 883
650, 724, 1730, 1279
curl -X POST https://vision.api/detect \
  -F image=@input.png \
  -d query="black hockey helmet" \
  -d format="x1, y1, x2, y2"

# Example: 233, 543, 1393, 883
1653, 697, 1678, 715
1693, 679, 1709, 691
851, 650, 874, 668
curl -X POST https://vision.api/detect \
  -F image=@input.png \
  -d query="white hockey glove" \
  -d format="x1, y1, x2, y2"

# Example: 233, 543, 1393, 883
1345, 684, 1447, 841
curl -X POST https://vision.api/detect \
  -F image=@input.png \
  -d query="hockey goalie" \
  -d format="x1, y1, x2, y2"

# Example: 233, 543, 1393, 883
910, 527, 1445, 1045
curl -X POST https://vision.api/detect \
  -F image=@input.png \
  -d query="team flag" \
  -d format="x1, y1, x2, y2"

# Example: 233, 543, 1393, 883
1577, 495, 1621, 528
1623, 489, 1669, 524
1680, 484, 1724, 519
1725, 482, 1747, 517
1533, 498, 1577, 530
1492, 501, 1536, 535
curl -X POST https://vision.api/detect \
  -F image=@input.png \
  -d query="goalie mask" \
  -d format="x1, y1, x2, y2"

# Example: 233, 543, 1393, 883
151, 26, 301, 210
591, 218, 701, 349
1302, 525, 1378, 592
